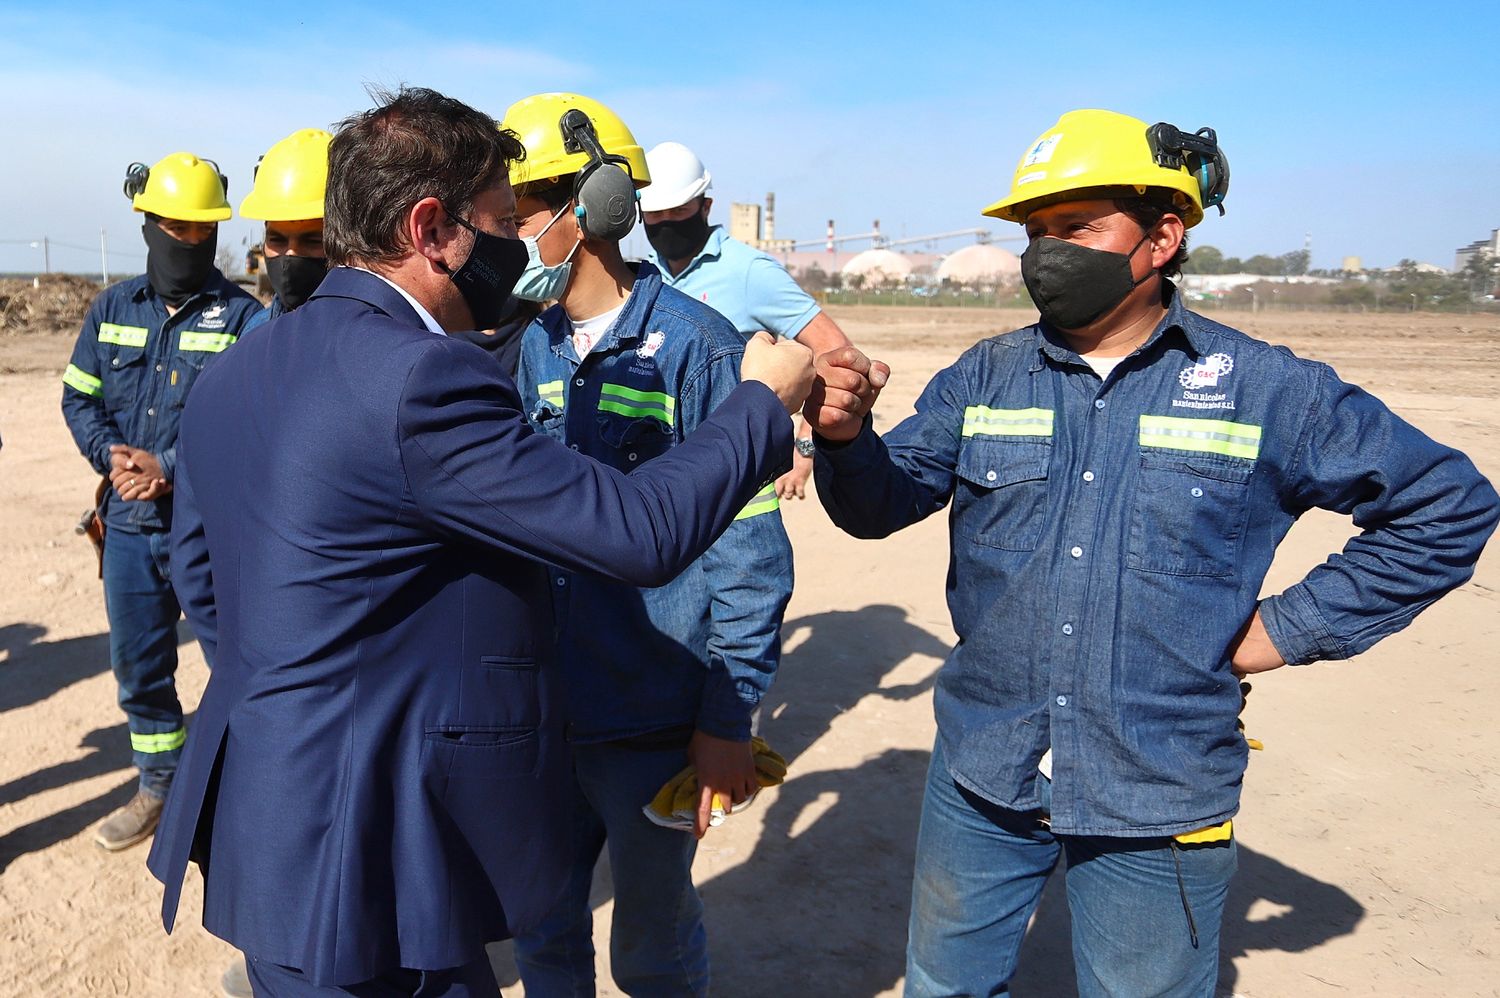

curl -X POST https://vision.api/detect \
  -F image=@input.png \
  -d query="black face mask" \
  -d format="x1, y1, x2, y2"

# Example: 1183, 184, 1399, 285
142, 222, 218, 307
266, 254, 329, 312
645, 210, 710, 262
1020, 233, 1153, 331
443, 210, 530, 329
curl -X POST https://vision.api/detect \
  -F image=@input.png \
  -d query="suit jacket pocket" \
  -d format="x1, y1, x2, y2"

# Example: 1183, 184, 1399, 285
466, 656, 540, 730
422, 725, 539, 783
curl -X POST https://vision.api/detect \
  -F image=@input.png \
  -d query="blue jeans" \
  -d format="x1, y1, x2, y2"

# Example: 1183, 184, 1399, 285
101, 527, 183, 798
513, 740, 706, 997
906, 739, 1236, 998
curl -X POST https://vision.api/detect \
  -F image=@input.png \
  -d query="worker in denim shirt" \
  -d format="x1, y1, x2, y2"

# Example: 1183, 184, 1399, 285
505, 93, 795, 997
806, 110, 1498, 997
61, 152, 261, 852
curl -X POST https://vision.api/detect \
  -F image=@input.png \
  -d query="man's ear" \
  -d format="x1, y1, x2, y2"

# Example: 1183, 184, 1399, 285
1150, 213, 1185, 269
409, 196, 456, 269
700, 196, 713, 219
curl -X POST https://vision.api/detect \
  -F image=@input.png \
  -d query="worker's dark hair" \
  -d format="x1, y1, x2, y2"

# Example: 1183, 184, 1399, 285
514, 175, 576, 213
325, 85, 526, 267
1113, 192, 1190, 280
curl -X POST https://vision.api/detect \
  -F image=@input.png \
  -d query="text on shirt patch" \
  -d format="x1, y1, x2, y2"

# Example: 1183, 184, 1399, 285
1174, 352, 1237, 411
637, 330, 666, 359
197, 302, 228, 330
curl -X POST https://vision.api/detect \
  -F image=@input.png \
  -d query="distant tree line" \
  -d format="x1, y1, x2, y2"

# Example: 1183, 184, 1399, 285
1183, 245, 1310, 276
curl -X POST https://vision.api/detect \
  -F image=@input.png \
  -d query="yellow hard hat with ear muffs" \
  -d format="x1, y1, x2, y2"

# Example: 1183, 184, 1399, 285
559, 108, 640, 242
983, 109, 1230, 229
123, 152, 232, 222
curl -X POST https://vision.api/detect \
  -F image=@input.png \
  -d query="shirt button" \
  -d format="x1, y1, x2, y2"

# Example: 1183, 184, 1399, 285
1082, 471, 1095, 482
1070, 545, 1083, 558
147, 407, 156, 416
569, 443, 579, 450
1191, 487, 1204, 498
1062, 623, 1074, 635
556, 577, 567, 587
155, 364, 164, 372
628, 452, 638, 462
985, 470, 997, 482
111, 358, 120, 367
574, 378, 585, 387
1056, 695, 1068, 707
1094, 399, 1106, 410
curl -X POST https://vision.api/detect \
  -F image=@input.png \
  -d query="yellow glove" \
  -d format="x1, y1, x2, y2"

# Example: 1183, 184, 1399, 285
644, 737, 787, 831
1236, 681, 1264, 751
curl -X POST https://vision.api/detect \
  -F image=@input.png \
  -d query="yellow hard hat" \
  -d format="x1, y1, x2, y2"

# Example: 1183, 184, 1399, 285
500, 92, 650, 191
124, 152, 231, 222
983, 110, 1227, 229
240, 128, 333, 221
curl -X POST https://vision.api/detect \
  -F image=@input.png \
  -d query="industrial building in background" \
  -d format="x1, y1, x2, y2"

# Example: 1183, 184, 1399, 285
728, 192, 1021, 291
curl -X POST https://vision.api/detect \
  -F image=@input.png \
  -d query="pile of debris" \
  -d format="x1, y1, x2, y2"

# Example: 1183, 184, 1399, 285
0, 274, 103, 334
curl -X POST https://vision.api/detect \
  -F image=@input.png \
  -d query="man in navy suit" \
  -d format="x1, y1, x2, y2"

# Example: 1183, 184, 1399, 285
146, 86, 814, 996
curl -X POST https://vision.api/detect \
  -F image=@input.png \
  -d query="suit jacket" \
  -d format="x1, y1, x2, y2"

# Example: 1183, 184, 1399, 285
146, 267, 791, 985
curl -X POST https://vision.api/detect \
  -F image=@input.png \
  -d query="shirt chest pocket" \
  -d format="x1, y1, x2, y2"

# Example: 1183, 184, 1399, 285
1127, 452, 1254, 578
953, 439, 1052, 551
102, 346, 147, 411
597, 412, 674, 466
171, 330, 236, 408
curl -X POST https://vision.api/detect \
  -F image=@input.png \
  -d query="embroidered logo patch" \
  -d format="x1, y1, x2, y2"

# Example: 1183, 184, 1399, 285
1178, 352, 1234, 390
638, 330, 667, 360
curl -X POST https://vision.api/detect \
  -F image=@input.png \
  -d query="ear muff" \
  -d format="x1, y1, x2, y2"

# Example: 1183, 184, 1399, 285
1146, 123, 1230, 216
203, 158, 230, 199
123, 162, 150, 199
559, 108, 638, 242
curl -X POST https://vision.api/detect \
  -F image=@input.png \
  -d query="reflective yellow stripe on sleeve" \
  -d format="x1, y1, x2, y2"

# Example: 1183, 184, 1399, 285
733, 483, 780, 521
962, 406, 1054, 438
179, 331, 238, 353
63, 363, 103, 397
98, 322, 148, 347
1139, 415, 1261, 460
130, 729, 186, 754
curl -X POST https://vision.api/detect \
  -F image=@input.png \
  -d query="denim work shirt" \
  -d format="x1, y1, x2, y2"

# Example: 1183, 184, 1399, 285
517, 263, 794, 743
62, 272, 264, 533
815, 290, 1498, 836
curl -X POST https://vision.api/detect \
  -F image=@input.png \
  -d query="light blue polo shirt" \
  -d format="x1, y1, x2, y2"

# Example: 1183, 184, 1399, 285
654, 226, 820, 340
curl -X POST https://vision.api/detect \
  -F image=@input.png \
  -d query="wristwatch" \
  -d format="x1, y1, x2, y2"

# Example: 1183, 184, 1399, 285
794, 437, 816, 458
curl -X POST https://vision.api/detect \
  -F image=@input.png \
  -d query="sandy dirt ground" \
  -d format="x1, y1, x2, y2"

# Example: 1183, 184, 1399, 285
2, 305, 1497, 997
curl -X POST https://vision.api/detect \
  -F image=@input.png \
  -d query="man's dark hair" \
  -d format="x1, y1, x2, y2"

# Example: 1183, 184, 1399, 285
514, 176, 576, 213
324, 86, 526, 267
1113, 193, 1190, 280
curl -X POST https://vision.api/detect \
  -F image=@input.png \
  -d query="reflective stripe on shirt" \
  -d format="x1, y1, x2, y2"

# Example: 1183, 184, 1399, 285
963, 406, 1054, 438
1139, 415, 1262, 460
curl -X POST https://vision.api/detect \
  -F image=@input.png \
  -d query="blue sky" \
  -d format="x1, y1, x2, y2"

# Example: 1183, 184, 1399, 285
2, 0, 1496, 274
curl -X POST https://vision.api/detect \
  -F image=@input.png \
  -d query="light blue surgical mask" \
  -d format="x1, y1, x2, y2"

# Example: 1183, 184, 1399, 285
512, 202, 583, 302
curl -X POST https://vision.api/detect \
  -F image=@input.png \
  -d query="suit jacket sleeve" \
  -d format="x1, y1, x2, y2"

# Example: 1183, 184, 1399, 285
168, 437, 217, 666
398, 337, 792, 588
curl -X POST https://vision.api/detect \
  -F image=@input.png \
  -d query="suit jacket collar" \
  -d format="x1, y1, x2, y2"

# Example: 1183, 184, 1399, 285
311, 266, 425, 330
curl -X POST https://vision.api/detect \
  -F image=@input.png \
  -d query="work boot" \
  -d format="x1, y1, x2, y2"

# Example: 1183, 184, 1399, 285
220, 956, 252, 998
94, 790, 164, 851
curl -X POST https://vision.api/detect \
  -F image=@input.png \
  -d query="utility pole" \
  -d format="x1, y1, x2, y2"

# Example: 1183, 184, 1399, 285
100, 229, 109, 284
42, 235, 50, 274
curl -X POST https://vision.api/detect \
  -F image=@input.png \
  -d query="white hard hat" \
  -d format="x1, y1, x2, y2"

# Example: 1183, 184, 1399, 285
638, 141, 712, 212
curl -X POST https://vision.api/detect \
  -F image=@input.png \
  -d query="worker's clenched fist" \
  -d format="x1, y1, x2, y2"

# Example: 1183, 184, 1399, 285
741, 332, 815, 415
804, 346, 890, 442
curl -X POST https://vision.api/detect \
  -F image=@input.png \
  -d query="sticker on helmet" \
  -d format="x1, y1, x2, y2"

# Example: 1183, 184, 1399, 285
1022, 134, 1062, 167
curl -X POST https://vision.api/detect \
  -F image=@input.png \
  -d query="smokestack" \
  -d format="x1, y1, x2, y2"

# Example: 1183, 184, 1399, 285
765, 193, 776, 243
827, 219, 835, 254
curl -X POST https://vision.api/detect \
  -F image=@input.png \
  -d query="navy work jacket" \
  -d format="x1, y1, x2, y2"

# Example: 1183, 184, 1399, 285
816, 290, 1498, 837
518, 264, 794, 743
145, 268, 792, 985
61, 272, 263, 531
